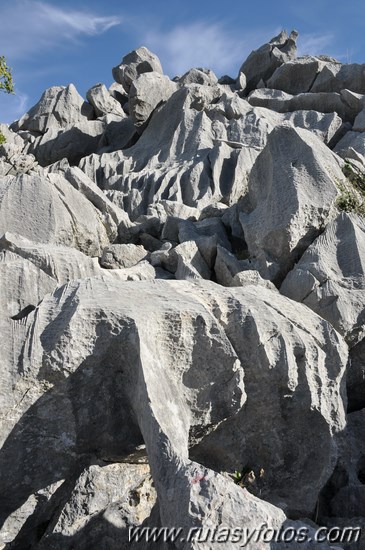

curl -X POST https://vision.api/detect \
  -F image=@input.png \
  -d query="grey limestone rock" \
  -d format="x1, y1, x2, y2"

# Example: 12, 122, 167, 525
0, 249, 56, 318
281, 213, 365, 346
24, 118, 105, 167
348, 338, 365, 412
129, 71, 177, 127
34, 463, 156, 550
334, 130, 365, 159
237, 30, 298, 92
109, 81, 128, 104
267, 56, 330, 95
86, 83, 126, 118
0, 172, 111, 256
352, 103, 365, 132
1, 30, 365, 548
11, 84, 94, 134
248, 87, 359, 123
170, 240, 211, 279
0, 279, 347, 545
311, 62, 365, 94
112, 46, 163, 92
239, 124, 342, 282
179, 67, 218, 86
0, 124, 37, 176
214, 244, 251, 286
101, 243, 148, 269
97, 115, 137, 152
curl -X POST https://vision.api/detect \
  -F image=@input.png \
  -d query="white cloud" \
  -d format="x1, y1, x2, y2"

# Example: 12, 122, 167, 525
297, 33, 335, 57
0, 90, 29, 124
143, 22, 277, 78
0, 1, 122, 59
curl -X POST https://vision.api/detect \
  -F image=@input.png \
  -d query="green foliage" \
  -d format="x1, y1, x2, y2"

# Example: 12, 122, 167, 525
0, 56, 14, 94
232, 470, 243, 484
336, 189, 363, 213
230, 466, 265, 491
0, 55, 14, 145
335, 161, 365, 216
343, 161, 365, 192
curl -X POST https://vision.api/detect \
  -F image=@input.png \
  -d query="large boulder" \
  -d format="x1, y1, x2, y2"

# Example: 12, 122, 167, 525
86, 83, 126, 118
11, 84, 94, 134
8, 85, 112, 167
267, 56, 330, 95
0, 278, 347, 545
239, 124, 342, 282
0, 173, 112, 255
311, 62, 365, 94
281, 213, 365, 346
112, 46, 163, 92
248, 88, 358, 123
25, 119, 105, 166
237, 30, 298, 92
179, 67, 218, 86
0, 124, 37, 176
100, 243, 148, 269
334, 130, 365, 159
129, 72, 177, 127
0, 248, 56, 318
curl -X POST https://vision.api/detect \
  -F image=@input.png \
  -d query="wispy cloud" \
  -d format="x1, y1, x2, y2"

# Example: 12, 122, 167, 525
0, 89, 29, 124
143, 22, 277, 78
297, 33, 335, 57
0, 1, 122, 59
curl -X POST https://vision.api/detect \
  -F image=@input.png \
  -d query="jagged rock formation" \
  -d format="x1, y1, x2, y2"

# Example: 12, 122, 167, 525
1, 30, 365, 549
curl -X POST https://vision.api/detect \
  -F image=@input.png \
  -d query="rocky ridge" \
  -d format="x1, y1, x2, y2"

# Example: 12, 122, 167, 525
1, 30, 365, 549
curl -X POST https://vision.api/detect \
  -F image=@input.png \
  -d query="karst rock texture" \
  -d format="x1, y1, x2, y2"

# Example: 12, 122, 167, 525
1, 31, 365, 549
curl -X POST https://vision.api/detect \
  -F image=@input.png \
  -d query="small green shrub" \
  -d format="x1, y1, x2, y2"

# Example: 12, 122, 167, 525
335, 161, 365, 216
0, 56, 14, 94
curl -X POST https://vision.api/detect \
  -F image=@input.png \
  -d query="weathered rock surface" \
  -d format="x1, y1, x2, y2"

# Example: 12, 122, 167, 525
348, 338, 365, 412
237, 30, 298, 92
179, 67, 218, 86
0, 278, 347, 548
112, 46, 163, 92
0, 173, 111, 255
101, 243, 148, 269
129, 72, 177, 127
11, 84, 94, 134
1, 29, 365, 548
248, 87, 358, 123
0, 124, 38, 176
86, 83, 126, 118
281, 213, 365, 345
335, 130, 365, 159
267, 56, 330, 95
311, 62, 365, 94
239, 124, 342, 282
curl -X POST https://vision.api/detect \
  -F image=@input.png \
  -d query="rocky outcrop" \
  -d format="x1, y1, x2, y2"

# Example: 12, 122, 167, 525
1, 30, 365, 548
281, 213, 365, 345
237, 30, 298, 92
129, 72, 177, 127
238, 123, 342, 282
112, 46, 164, 92
0, 279, 347, 547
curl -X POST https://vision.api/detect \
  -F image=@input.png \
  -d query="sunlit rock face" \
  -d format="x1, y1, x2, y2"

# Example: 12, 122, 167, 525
2, 31, 365, 548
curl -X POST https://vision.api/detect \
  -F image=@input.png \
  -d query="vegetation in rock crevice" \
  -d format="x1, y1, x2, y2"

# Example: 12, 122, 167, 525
335, 160, 365, 215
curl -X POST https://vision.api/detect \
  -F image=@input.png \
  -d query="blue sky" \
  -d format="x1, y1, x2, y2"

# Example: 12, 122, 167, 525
1, 0, 365, 124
